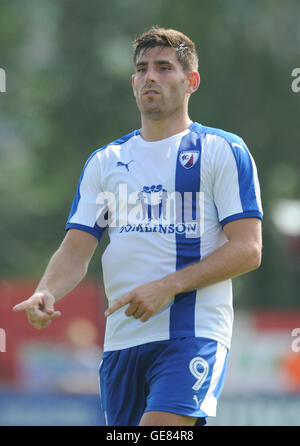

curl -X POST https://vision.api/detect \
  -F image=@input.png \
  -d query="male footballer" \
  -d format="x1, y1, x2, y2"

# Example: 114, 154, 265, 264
13, 27, 263, 426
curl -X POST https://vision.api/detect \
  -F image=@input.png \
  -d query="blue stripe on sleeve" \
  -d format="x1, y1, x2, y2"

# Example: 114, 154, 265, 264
229, 141, 259, 213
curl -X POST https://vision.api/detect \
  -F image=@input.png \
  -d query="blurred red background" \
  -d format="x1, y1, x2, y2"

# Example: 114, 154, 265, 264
0, 280, 107, 387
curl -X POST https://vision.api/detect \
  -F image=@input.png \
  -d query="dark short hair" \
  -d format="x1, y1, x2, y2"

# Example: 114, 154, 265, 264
133, 26, 199, 73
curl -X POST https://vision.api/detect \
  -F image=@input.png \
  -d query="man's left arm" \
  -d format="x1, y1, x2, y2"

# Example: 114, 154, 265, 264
105, 217, 262, 322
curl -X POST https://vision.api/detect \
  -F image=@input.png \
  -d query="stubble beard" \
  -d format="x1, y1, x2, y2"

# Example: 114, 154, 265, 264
137, 95, 183, 122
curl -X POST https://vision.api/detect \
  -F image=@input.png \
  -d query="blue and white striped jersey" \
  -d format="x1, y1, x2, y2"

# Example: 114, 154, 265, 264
66, 122, 263, 352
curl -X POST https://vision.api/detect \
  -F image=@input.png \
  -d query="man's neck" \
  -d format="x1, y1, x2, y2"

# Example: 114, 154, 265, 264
140, 114, 193, 142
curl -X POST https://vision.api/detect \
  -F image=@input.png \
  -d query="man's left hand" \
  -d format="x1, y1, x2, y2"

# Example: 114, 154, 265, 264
104, 279, 174, 322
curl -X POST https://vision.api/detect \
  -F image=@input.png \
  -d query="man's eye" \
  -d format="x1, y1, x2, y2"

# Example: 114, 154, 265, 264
137, 68, 146, 73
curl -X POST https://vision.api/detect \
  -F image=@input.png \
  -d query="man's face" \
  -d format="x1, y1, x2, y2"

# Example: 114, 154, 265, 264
132, 46, 191, 120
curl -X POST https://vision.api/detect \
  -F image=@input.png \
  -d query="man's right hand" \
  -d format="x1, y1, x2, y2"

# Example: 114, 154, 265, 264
13, 291, 61, 330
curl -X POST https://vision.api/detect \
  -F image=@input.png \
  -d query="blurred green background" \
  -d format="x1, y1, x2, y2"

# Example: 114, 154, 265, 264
0, 0, 300, 426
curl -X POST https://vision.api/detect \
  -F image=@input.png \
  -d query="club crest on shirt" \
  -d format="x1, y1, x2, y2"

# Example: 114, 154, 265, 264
179, 151, 199, 169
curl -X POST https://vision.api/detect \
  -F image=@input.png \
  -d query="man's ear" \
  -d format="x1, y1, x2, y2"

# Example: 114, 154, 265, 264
132, 74, 136, 96
186, 71, 200, 94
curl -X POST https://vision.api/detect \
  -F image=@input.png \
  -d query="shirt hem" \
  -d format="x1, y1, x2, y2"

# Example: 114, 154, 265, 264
103, 331, 231, 352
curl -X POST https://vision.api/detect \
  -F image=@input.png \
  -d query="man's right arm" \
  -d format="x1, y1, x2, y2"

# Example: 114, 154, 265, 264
13, 229, 98, 329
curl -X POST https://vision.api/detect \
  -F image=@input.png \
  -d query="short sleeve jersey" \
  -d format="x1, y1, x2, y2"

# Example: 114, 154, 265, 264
66, 122, 263, 352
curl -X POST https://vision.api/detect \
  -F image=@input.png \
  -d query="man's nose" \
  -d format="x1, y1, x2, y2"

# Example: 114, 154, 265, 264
145, 66, 157, 84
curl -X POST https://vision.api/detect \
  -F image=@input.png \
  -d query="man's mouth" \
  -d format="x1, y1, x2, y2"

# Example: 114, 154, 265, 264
143, 89, 160, 96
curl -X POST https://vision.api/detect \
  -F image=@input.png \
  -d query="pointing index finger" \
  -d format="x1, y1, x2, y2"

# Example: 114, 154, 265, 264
12, 300, 32, 312
104, 293, 132, 317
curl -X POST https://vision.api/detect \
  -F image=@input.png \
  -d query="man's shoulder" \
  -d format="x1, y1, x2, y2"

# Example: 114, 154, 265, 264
190, 122, 244, 147
86, 129, 141, 164
105, 129, 141, 148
